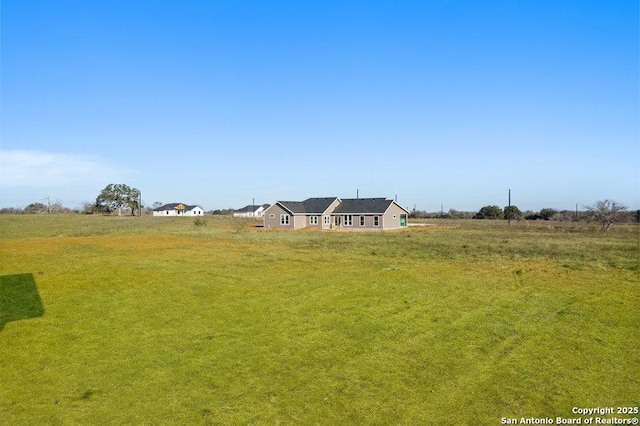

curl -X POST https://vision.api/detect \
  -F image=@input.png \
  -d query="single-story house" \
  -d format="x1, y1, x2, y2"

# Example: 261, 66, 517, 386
153, 203, 204, 217
263, 197, 409, 230
263, 197, 340, 229
233, 204, 270, 218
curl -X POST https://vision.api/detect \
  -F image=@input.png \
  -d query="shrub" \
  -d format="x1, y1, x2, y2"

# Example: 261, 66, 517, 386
474, 205, 503, 219
503, 205, 523, 221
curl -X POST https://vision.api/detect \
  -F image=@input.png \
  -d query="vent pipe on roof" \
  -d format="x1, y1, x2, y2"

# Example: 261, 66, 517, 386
357, 189, 359, 199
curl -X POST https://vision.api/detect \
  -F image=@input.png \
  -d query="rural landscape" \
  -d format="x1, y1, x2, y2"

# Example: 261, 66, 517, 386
1, 211, 638, 424
2, 0, 638, 424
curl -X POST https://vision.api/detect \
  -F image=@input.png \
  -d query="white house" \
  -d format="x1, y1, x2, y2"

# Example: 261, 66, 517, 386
153, 203, 204, 217
233, 204, 270, 218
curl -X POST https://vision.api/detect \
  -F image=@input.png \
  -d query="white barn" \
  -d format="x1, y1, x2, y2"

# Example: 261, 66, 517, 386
153, 203, 204, 217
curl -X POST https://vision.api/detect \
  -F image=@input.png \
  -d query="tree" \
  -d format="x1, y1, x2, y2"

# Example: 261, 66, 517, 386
503, 205, 523, 221
0, 207, 23, 214
409, 209, 428, 219
80, 202, 95, 214
539, 208, 558, 221
48, 200, 65, 213
24, 200, 67, 214
584, 199, 628, 231
555, 210, 578, 222
95, 183, 141, 216
474, 205, 503, 219
24, 202, 48, 214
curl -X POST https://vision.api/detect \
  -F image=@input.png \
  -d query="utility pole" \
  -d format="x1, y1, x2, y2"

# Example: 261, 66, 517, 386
508, 189, 511, 226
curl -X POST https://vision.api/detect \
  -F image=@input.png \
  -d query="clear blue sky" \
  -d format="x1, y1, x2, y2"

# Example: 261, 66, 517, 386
1, 0, 638, 212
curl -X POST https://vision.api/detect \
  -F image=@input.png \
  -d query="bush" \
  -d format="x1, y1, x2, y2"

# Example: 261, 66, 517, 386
474, 205, 503, 219
539, 208, 558, 220
231, 216, 252, 233
503, 205, 523, 221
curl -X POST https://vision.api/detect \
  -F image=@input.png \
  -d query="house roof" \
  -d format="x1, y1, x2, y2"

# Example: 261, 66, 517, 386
332, 198, 395, 214
278, 197, 338, 214
153, 203, 202, 212
234, 204, 266, 213
333, 198, 408, 214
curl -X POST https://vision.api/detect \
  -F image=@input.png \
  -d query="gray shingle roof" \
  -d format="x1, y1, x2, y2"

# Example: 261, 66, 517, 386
332, 198, 394, 214
279, 197, 337, 214
234, 204, 268, 213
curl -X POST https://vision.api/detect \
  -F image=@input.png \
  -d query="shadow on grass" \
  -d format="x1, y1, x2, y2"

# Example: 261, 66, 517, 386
0, 274, 45, 331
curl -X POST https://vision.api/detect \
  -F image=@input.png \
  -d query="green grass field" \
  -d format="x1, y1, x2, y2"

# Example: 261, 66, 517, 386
1, 215, 638, 425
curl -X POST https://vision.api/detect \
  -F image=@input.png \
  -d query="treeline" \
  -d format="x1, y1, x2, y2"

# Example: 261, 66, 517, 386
0, 203, 145, 215
0, 203, 237, 216
0, 202, 78, 214
410, 206, 640, 224
208, 208, 235, 215
410, 207, 576, 220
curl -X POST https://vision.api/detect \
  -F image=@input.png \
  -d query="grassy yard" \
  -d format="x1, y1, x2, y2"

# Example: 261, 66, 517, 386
1, 215, 638, 425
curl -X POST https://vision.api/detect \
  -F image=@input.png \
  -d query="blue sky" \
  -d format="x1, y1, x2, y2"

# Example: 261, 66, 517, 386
1, 0, 638, 212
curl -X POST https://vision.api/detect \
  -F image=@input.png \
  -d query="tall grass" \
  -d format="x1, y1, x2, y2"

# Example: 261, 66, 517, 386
0, 215, 638, 424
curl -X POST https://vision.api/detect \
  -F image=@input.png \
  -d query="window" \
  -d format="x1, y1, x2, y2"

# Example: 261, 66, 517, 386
323, 215, 330, 225
309, 216, 318, 225
280, 214, 290, 225
360, 216, 365, 226
344, 215, 353, 226
374, 216, 379, 227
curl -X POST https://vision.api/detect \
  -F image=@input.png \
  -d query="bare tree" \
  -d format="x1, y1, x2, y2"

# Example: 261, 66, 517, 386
584, 199, 628, 231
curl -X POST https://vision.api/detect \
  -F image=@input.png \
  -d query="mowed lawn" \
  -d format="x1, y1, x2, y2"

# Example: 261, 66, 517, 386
0, 215, 638, 425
